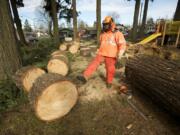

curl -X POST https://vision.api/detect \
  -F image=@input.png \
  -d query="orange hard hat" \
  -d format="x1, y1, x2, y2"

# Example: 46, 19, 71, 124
103, 16, 113, 24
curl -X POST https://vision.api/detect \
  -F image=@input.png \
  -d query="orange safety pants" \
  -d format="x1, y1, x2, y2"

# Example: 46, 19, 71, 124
83, 55, 116, 84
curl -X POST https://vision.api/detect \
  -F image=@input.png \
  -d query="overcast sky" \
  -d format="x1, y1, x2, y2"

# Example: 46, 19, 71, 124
18, 0, 178, 27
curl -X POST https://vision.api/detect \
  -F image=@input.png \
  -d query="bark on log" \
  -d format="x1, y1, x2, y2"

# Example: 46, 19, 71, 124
51, 50, 67, 58
14, 66, 46, 92
125, 55, 180, 117
47, 55, 69, 76
29, 73, 78, 121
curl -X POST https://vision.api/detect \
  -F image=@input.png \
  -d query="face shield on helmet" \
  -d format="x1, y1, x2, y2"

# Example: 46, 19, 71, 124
102, 23, 111, 32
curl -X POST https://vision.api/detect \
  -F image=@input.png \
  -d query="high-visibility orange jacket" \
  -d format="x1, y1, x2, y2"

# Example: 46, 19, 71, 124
98, 30, 126, 58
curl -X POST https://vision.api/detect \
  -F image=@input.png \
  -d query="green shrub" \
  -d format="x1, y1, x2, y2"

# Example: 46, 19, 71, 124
0, 78, 27, 112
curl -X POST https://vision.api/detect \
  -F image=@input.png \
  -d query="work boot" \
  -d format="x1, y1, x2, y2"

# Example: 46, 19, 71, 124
77, 75, 87, 84
106, 83, 112, 89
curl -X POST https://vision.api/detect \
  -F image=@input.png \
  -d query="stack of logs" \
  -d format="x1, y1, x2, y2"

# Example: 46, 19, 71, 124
59, 41, 80, 54
13, 41, 81, 121
125, 55, 180, 118
13, 41, 97, 121
14, 66, 78, 121
59, 41, 98, 57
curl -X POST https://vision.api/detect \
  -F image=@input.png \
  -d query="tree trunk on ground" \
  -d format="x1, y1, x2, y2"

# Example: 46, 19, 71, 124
14, 66, 45, 92
69, 42, 80, 54
10, 0, 28, 46
51, 0, 59, 45
125, 55, 180, 118
29, 73, 78, 121
47, 54, 69, 76
174, 0, 180, 21
131, 0, 141, 41
139, 0, 149, 37
72, 0, 78, 41
96, 0, 101, 44
0, 0, 21, 80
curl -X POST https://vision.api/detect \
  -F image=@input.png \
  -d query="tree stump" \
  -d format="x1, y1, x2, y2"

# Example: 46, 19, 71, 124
125, 55, 180, 117
29, 73, 78, 121
47, 55, 69, 76
14, 66, 46, 92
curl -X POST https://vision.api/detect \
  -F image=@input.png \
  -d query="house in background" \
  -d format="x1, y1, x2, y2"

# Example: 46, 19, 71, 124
59, 28, 73, 41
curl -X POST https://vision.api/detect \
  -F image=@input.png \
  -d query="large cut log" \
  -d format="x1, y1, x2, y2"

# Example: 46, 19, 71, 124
125, 55, 180, 117
14, 66, 46, 92
29, 73, 78, 121
47, 55, 69, 76
69, 42, 80, 54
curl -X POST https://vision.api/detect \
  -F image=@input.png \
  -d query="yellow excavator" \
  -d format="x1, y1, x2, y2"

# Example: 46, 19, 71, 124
137, 21, 180, 47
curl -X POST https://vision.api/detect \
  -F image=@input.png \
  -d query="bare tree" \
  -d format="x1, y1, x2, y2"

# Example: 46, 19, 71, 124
174, 0, 180, 21
96, 0, 101, 43
10, 0, 28, 45
131, 0, 141, 41
72, 0, 78, 41
50, 0, 59, 45
139, 0, 154, 37
35, 7, 53, 36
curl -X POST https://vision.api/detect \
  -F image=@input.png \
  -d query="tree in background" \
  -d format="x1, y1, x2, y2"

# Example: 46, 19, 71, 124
50, 0, 59, 45
72, 0, 78, 41
24, 19, 32, 32
145, 18, 155, 34
96, 0, 101, 43
35, 7, 53, 37
0, 0, 21, 81
78, 20, 88, 29
43, 0, 73, 45
130, 0, 141, 41
10, 0, 28, 45
139, 0, 154, 37
174, 0, 180, 21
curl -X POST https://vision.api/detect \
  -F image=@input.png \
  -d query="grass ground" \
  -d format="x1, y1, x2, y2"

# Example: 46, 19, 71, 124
0, 39, 179, 135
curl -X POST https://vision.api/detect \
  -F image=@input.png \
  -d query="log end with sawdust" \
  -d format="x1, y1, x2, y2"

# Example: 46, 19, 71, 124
29, 73, 78, 121
14, 66, 46, 92
69, 42, 80, 54
125, 55, 180, 118
59, 43, 71, 51
47, 55, 69, 76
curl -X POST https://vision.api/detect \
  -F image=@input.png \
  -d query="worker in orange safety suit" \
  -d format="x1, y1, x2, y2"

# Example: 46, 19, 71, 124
77, 16, 126, 88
